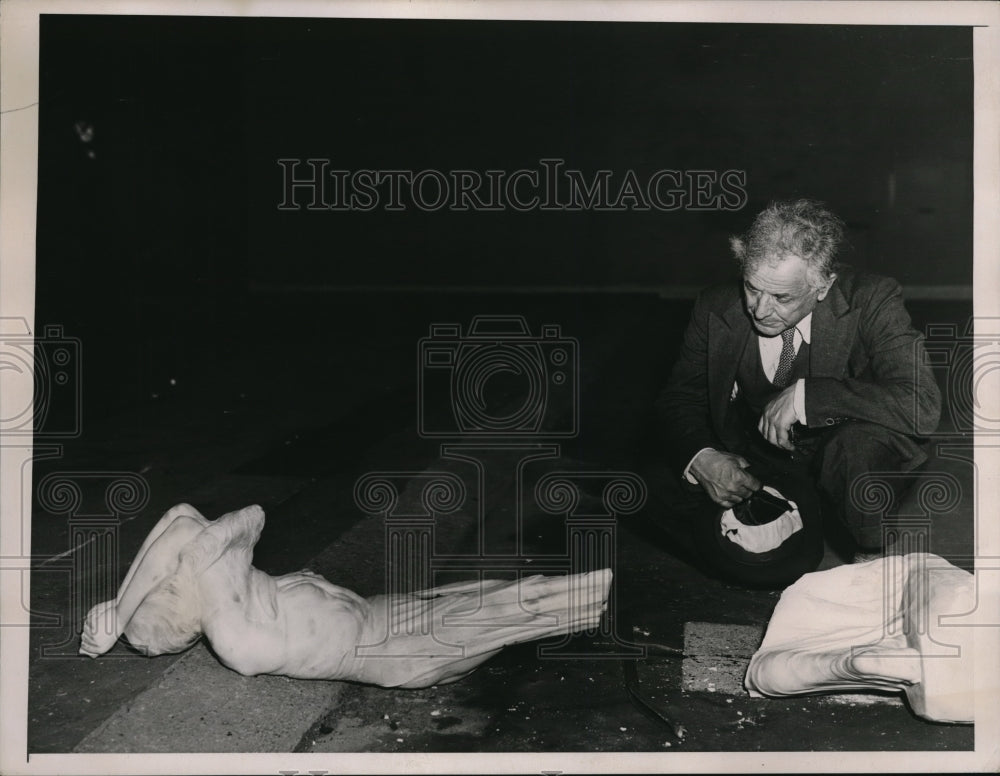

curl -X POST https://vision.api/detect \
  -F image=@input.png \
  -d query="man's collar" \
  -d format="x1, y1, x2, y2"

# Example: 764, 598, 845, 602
755, 314, 810, 343
797, 313, 812, 344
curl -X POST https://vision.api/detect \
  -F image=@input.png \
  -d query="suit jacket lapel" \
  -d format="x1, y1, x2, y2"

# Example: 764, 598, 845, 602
709, 296, 752, 437
809, 279, 859, 378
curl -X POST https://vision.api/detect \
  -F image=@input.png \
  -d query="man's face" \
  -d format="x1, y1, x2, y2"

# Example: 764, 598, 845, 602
742, 254, 834, 336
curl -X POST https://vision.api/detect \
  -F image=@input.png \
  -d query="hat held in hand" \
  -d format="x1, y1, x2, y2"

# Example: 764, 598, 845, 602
719, 485, 803, 555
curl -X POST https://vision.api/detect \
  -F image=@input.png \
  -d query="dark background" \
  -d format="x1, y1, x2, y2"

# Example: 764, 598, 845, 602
36, 16, 973, 422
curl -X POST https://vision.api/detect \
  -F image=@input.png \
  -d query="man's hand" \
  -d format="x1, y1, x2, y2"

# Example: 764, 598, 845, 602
759, 385, 798, 451
688, 449, 761, 508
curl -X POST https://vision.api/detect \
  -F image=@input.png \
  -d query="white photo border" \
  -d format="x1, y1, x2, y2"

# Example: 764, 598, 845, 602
2, 1, 998, 774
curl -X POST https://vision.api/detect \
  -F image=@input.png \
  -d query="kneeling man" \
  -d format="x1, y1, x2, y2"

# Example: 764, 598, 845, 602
653, 199, 941, 587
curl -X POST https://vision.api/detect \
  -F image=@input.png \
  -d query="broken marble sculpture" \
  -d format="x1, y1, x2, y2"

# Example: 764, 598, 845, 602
79, 503, 612, 689
745, 552, 987, 723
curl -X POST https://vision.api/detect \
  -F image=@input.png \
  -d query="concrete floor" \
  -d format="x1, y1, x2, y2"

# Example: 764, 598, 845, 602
25, 292, 977, 757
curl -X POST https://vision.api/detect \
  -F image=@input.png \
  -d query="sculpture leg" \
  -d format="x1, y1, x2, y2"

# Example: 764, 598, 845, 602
746, 644, 919, 697
350, 570, 613, 689
745, 554, 977, 723
899, 555, 978, 723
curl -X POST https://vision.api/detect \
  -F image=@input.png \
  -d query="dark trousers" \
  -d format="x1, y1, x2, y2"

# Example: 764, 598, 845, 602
641, 421, 924, 589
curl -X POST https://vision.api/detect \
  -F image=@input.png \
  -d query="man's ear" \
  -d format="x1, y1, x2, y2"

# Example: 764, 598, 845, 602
815, 272, 838, 302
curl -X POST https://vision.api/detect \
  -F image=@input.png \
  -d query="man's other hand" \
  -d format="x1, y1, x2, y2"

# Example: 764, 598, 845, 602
688, 449, 761, 508
759, 385, 798, 451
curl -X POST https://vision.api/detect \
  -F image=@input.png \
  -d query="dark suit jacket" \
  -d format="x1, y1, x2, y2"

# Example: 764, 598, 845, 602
655, 265, 942, 476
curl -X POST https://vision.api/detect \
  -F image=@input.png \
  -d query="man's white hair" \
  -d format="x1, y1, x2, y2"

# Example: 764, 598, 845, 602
731, 199, 844, 288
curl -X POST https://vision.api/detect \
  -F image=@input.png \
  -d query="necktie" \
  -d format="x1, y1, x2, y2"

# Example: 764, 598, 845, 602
772, 328, 797, 388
